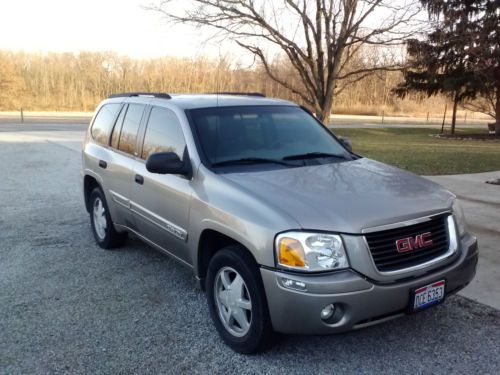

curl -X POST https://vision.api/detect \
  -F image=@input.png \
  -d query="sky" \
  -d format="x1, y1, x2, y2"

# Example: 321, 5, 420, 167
0, 0, 220, 58
0, 0, 419, 61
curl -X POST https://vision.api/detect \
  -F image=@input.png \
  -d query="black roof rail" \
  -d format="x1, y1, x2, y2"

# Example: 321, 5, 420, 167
108, 92, 172, 99
209, 92, 266, 97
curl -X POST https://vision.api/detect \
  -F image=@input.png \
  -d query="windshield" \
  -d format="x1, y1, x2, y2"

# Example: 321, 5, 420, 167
189, 105, 351, 167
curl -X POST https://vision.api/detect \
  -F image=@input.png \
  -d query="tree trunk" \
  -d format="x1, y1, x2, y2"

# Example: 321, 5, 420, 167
450, 93, 459, 135
317, 94, 335, 125
318, 104, 332, 125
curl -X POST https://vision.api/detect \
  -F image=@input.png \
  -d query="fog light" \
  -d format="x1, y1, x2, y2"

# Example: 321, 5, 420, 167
280, 277, 307, 291
321, 304, 335, 320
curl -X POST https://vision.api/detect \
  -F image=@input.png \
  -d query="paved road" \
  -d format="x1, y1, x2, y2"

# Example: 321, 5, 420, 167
329, 124, 484, 129
0, 122, 88, 133
0, 113, 488, 129
1, 125, 499, 374
0, 114, 91, 125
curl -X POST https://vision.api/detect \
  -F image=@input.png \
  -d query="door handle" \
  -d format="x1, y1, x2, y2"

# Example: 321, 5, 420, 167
134, 174, 144, 185
98, 160, 107, 169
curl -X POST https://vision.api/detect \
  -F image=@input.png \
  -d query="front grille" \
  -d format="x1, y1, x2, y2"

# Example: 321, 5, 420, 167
365, 215, 450, 272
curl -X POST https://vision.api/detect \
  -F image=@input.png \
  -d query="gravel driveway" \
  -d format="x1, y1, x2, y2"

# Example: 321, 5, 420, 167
1, 127, 499, 374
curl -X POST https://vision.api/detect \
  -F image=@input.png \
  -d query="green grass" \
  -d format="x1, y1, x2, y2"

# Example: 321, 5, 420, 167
333, 128, 500, 175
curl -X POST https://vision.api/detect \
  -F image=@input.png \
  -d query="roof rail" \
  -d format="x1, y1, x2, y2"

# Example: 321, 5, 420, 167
108, 92, 172, 99
210, 92, 266, 97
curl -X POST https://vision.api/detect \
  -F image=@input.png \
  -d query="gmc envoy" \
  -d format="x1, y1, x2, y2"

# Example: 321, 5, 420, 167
82, 92, 478, 353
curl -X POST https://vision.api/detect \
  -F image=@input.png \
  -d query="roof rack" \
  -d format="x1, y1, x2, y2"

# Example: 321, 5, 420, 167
108, 92, 172, 99
210, 92, 266, 97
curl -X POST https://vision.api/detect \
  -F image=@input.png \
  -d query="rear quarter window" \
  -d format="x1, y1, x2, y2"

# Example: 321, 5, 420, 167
91, 103, 121, 145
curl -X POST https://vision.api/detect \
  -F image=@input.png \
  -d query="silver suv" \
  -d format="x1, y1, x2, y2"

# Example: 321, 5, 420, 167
82, 92, 478, 353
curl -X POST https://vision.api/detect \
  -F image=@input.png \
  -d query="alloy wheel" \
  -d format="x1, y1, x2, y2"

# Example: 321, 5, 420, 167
214, 266, 253, 337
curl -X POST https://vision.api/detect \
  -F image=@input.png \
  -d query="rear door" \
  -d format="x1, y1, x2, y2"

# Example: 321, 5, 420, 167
130, 106, 192, 264
105, 103, 147, 229
84, 103, 127, 223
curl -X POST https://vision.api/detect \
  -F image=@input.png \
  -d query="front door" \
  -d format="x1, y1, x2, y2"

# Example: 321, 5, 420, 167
130, 106, 192, 264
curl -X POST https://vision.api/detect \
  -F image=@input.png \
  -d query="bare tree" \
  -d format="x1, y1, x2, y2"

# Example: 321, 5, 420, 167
148, 0, 422, 122
0, 53, 24, 110
4, 50, 446, 116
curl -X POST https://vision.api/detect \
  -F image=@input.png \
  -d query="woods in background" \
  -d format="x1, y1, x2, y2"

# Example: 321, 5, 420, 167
0, 49, 443, 116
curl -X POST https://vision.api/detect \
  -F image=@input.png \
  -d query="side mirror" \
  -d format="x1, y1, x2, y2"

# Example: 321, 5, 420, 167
146, 152, 191, 177
338, 136, 352, 152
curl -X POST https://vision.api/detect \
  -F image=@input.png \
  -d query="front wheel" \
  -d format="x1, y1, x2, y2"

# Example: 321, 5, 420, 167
206, 246, 274, 354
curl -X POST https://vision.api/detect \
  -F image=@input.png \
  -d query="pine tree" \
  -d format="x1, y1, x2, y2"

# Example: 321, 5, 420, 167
396, 0, 500, 134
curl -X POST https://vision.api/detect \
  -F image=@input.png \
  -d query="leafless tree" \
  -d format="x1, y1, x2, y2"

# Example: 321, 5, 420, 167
148, 0, 422, 122
3, 50, 450, 117
0, 54, 24, 109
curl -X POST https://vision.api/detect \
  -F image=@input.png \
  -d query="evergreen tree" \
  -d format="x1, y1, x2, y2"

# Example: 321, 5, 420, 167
396, 0, 500, 134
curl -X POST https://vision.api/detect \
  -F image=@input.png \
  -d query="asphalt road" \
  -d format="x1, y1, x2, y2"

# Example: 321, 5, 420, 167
0, 114, 91, 125
1, 123, 499, 374
0, 122, 88, 133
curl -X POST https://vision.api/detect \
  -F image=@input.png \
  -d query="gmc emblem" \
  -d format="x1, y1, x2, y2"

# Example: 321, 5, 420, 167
395, 232, 433, 253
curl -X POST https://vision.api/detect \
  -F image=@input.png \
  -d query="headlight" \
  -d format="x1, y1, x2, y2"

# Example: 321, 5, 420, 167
275, 232, 349, 272
452, 199, 467, 237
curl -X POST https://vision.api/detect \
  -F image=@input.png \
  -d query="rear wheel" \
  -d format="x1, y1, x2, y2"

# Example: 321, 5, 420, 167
206, 246, 274, 353
89, 187, 127, 249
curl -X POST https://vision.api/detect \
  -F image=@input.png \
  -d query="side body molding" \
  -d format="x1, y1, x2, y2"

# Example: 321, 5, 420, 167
129, 200, 188, 241
109, 189, 131, 209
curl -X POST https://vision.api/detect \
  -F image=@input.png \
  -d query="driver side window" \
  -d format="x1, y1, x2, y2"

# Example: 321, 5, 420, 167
142, 107, 186, 160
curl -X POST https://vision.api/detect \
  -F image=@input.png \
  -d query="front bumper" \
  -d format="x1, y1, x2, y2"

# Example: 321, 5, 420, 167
260, 234, 478, 334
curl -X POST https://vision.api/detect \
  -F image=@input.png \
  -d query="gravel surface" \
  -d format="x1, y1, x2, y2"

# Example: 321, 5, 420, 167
1, 133, 499, 374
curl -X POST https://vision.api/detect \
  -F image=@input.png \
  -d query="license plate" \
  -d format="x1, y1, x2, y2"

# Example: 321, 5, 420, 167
412, 280, 445, 311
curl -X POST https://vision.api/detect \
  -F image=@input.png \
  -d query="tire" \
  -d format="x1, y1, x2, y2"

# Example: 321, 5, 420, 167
206, 245, 274, 354
89, 187, 127, 249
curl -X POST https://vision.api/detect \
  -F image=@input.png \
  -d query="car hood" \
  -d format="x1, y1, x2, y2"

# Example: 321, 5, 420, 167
222, 158, 454, 233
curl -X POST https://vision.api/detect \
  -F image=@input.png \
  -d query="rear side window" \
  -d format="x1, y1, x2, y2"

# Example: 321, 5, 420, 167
141, 107, 186, 160
118, 104, 145, 155
110, 104, 127, 149
91, 103, 121, 144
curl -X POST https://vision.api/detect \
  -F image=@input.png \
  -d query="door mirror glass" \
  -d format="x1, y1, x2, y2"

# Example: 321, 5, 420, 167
146, 152, 190, 176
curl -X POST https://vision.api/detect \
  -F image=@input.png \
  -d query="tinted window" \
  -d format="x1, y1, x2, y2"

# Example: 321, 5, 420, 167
118, 104, 145, 155
190, 106, 349, 165
142, 107, 186, 160
91, 103, 120, 144
110, 105, 127, 149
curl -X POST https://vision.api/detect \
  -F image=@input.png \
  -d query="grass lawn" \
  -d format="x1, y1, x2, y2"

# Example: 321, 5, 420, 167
332, 127, 500, 175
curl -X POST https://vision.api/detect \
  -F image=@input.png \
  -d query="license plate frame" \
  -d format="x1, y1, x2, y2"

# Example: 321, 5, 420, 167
409, 279, 446, 313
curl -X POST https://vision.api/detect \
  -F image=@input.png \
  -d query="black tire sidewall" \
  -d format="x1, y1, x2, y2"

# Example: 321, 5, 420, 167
206, 246, 272, 354
89, 187, 115, 249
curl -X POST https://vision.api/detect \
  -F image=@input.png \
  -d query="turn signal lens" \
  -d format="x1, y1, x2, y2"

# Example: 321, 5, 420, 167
275, 232, 349, 272
278, 237, 306, 267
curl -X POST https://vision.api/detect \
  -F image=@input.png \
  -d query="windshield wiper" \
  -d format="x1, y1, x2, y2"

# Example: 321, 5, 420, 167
282, 152, 349, 161
211, 157, 296, 167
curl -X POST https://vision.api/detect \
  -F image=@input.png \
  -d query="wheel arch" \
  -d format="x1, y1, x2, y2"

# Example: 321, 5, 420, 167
83, 174, 102, 213
197, 229, 259, 291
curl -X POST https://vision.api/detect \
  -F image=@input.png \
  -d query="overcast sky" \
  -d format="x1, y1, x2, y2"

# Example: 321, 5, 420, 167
0, 0, 220, 58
